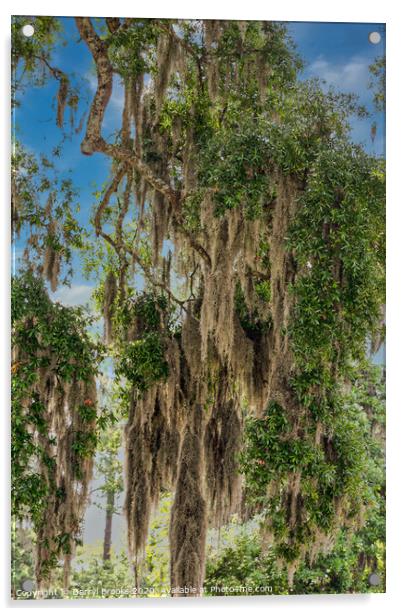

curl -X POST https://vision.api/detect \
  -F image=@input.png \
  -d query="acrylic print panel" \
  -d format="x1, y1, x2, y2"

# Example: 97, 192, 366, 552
11, 16, 385, 599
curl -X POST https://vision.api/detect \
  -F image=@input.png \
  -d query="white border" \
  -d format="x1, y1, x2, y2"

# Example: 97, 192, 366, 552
1, 2, 401, 614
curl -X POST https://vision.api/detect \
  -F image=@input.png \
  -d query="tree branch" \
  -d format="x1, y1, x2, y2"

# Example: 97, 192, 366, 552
75, 17, 179, 207
172, 211, 212, 268
105, 17, 121, 34
94, 165, 127, 236
75, 17, 113, 155
104, 143, 179, 205
129, 248, 189, 312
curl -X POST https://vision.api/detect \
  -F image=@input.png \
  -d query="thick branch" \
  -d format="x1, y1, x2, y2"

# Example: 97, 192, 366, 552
75, 17, 113, 154
75, 17, 179, 206
105, 18, 121, 34
94, 165, 127, 236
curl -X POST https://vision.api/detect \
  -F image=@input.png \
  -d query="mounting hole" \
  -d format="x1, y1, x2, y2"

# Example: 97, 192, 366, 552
368, 572, 381, 586
22, 24, 35, 38
368, 31, 381, 44
21, 579, 35, 592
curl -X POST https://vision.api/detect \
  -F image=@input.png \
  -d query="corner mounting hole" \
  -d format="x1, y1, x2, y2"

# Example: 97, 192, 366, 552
368, 572, 381, 586
368, 31, 381, 44
22, 24, 35, 37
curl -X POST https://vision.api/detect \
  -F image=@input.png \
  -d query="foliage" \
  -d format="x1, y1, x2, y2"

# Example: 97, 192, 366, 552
93, 423, 124, 509
210, 362, 385, 594
12, 141, 86, 285
11, 271, 99, 379
11, 271, 104, 585
114, 292, 172, 392
68, 545, 134, 599
239, 363, 385, 578
11, 16, 61, 104
140, 493, 171, 595
369, 56, 386, 112
198, 114, 275, 219
11, 522, 36, 598
289, 144, 385, 374
187, 79, 369, 224
116, 333, 169, 391
205, 531, 288, 595
205, 515, 385, 595
108, 20, 158, 78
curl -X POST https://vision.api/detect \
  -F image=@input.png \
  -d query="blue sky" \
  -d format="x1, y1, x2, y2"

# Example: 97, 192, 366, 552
13, 17, 385, 308
288, 21, 385, 154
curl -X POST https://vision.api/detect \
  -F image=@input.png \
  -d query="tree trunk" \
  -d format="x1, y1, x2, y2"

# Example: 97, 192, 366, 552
170, 405, 207, 597
102, 490, 115, 562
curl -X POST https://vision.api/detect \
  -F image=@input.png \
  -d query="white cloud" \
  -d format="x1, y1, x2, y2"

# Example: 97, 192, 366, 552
304, 54, 384, 155
306, 55, 370, 100
52, 284, 94, 306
